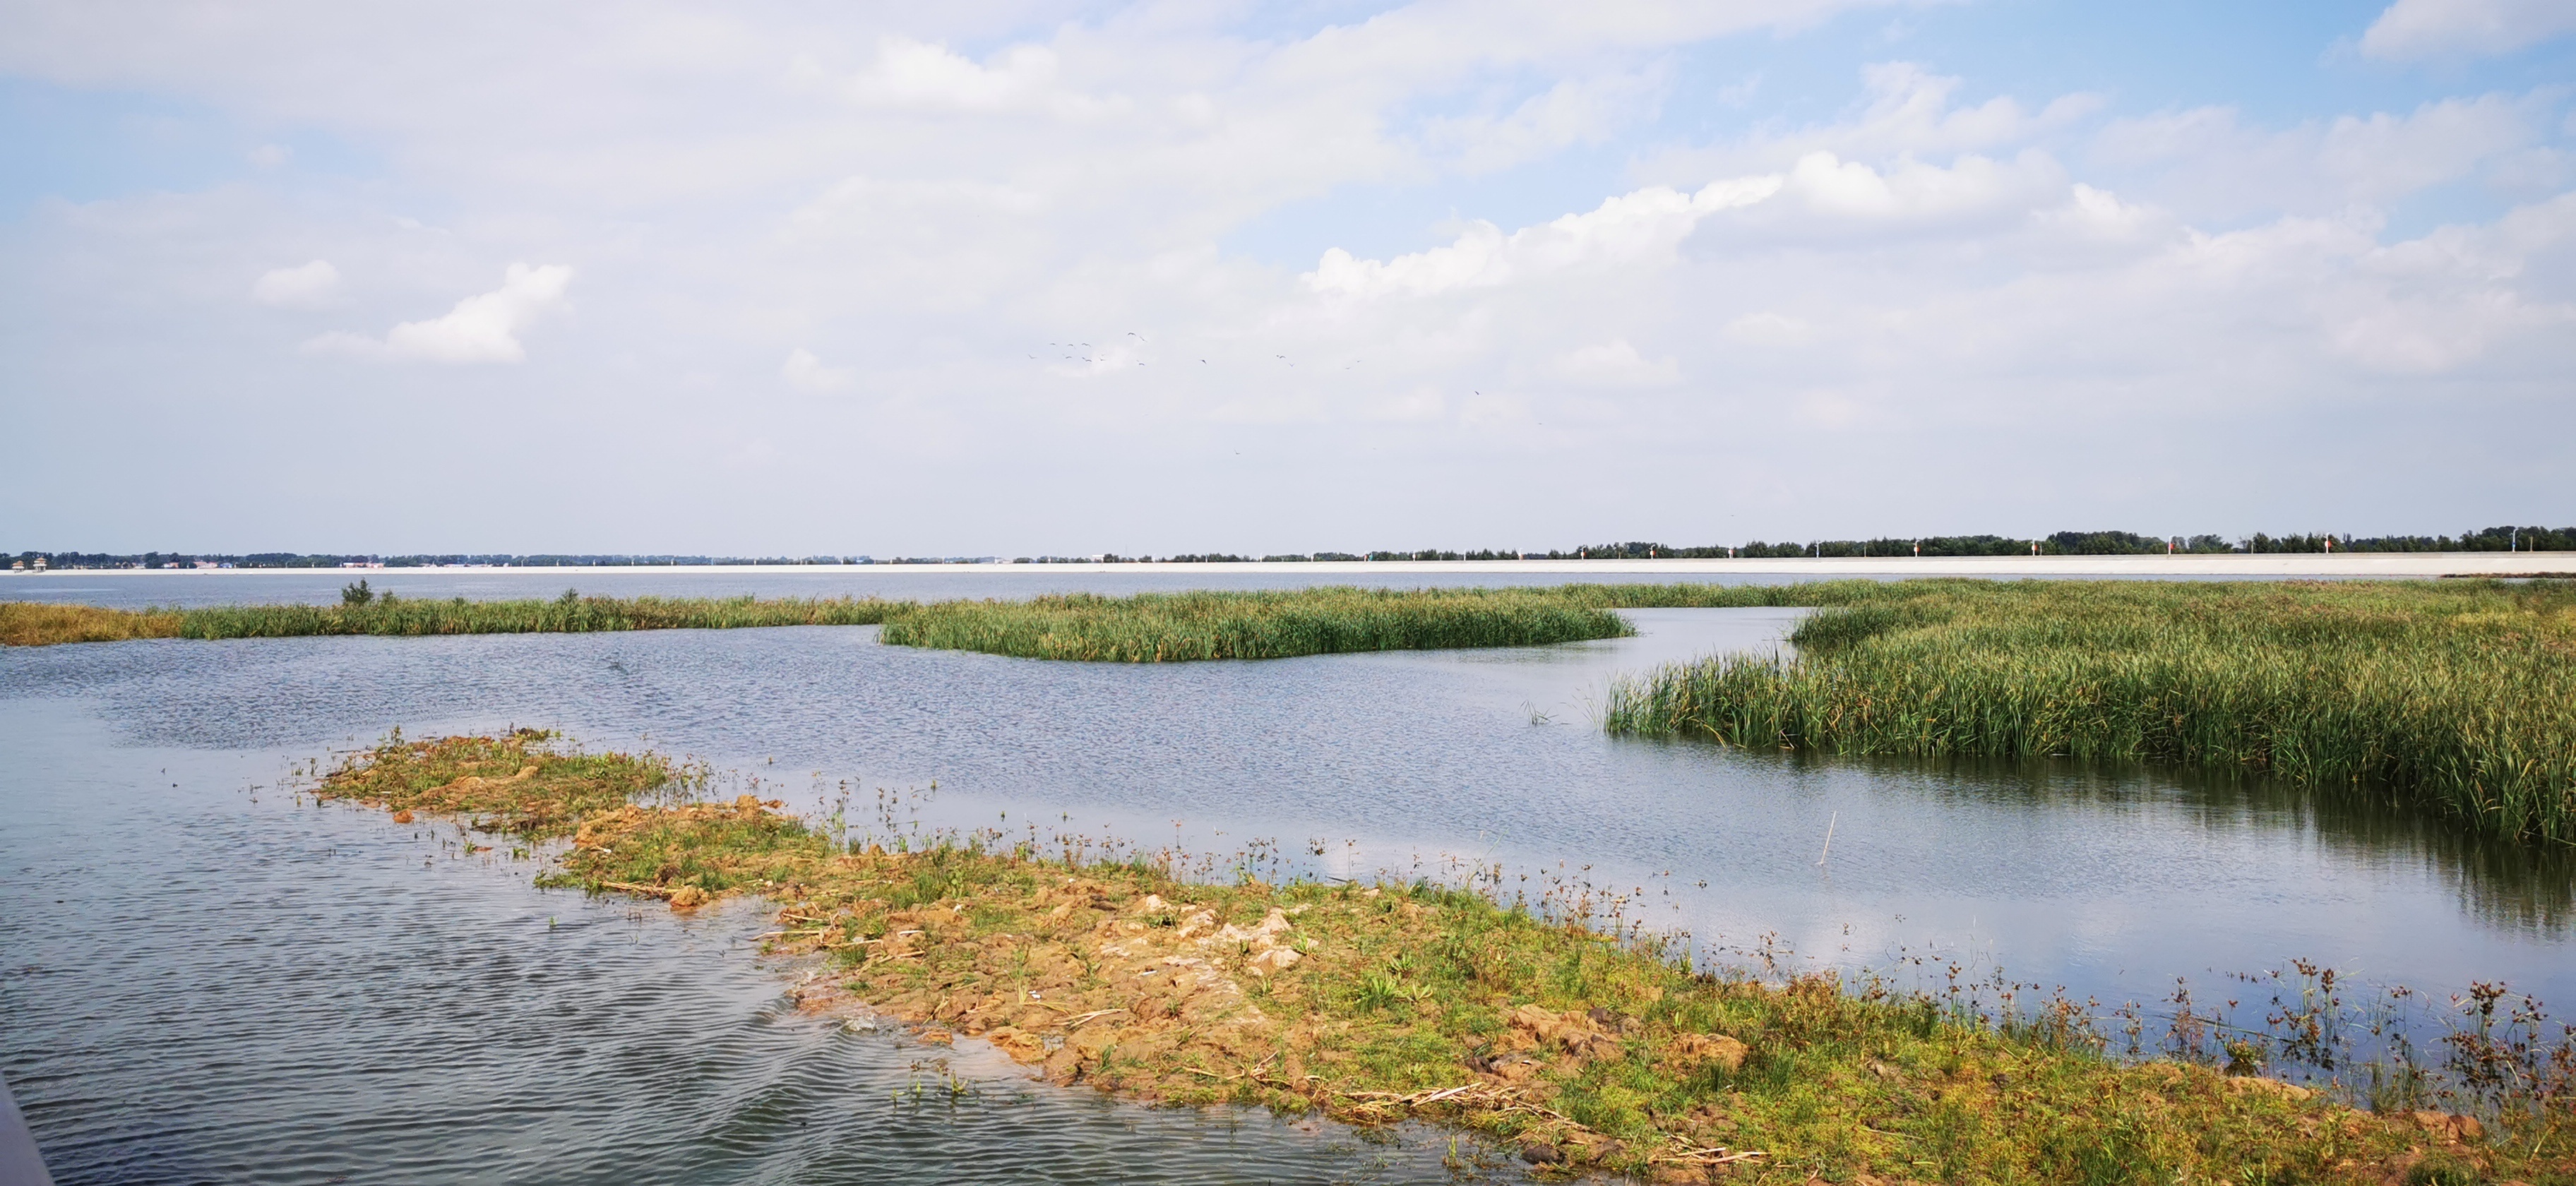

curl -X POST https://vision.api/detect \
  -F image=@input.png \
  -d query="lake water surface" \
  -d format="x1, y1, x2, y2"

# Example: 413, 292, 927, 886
4, 571, 2570, 1183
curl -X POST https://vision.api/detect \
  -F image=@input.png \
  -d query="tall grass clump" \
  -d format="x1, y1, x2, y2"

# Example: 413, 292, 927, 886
0, 601, 182, 646
876, 586, 1635, 661
1607, 579, 2576, 844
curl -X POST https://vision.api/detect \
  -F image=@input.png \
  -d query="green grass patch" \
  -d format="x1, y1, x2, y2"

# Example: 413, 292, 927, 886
1608, 578, 2576, 844
181, 591, 910, 640
876, 586, 1638, 661
1, 592, 910, 646
0, 601, 181, 646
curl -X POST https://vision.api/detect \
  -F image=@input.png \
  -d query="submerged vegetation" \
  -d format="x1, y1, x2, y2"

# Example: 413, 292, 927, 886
1609, 579, 2576, 845
318, 733, 2576, 1182
876, 587, 1636, 661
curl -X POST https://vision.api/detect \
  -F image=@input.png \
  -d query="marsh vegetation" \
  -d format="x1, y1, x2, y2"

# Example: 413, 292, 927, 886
19, 577, 2572, 843
315, 732, 2576, 1184
1608, 579, 2576, 845
1, 592, 909, 646
876, 587, 1637, 661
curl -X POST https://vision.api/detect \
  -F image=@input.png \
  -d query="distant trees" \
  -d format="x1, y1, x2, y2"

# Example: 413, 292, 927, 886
9, 527, 2574, 572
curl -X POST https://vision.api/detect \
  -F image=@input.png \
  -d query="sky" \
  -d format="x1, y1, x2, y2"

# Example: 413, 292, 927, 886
2, 0, 2572, 556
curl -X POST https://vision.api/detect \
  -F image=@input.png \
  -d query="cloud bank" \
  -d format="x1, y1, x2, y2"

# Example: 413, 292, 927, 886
0, 4, 2569, 552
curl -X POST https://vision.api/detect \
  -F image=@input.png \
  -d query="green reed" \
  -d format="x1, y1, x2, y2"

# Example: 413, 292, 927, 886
875, 587, 1636, 661
1606, 579, 2576, 844
174, 593, 911, 640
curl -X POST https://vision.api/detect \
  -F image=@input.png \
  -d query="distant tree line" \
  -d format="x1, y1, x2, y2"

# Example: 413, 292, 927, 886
12, 527, 2572, 570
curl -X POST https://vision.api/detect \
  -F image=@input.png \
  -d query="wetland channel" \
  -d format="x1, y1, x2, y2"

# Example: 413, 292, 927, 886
4, 569, 2570, 1183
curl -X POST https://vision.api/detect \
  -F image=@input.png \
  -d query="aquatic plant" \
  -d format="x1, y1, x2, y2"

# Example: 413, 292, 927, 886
0, 582, 1837, 651
876, 587, 1636, 661
0, 601, 181, 646
0, 593, 906, 644
1608, 578, 2576, 844
323, 732, 2576, 1183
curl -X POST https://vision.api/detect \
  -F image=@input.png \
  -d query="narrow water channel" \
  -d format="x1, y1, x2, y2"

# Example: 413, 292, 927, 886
4, 582, 2568, 1182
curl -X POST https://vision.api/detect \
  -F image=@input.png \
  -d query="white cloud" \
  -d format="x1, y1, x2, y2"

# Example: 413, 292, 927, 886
1421, 66, 1670, 174
1722, 312, 1816, 346
1371, 386, 1447, 421
1306, 174, 1781, 299
1638, 62, 2101, 183
825, 37, 1120, 119
250, 259, 339, 309
4, 6, 2572, 550
305, 263, 571, 363
1777, 148, 2066, 222
2360, 0, 2576, 59
2094, 92, 2549, 217
1554, 339, 1679, 385
2032, 183, 2166, 242
248, 143, 291, 167
782, 348, 855, 392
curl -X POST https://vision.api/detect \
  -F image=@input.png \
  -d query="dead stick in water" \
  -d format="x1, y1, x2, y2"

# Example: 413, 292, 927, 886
1817, 811, 1837, 866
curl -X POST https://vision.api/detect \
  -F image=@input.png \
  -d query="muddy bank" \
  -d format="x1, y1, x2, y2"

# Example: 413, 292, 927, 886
317, 733, 2572, 1184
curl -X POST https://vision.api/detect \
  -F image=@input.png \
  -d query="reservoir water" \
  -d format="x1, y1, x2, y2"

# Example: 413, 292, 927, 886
5, 570, 2570, 1182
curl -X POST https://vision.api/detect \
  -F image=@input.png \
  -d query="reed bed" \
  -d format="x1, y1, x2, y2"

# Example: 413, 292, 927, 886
314, 731, 2576, 1184
182, 592, 911, 639
0, 582, 1845, 653
1608, 579, 2576, 844
0, 593, 910, 645
0, 601, 181, 646
875, 587, 1636, 661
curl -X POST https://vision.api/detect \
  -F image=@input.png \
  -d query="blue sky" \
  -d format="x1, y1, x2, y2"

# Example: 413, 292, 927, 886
3, 1, 2572, 553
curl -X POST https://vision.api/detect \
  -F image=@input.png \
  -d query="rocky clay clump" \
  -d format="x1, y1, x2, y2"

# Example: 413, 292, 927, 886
326, 734, 2576, 1185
